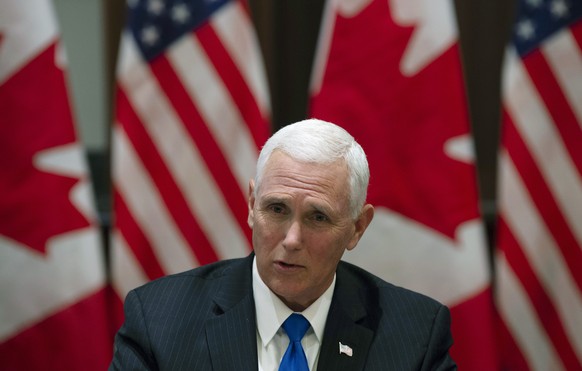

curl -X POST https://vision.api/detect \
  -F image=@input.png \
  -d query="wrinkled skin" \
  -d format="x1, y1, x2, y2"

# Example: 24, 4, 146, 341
248, 151, 374, 311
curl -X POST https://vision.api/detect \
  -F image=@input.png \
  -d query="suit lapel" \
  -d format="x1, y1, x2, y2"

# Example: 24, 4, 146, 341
318, 264, 376, 371
202, 257, 378, 370
205, 255, 259, 371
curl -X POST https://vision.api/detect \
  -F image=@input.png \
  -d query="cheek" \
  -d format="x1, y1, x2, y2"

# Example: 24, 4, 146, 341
309, 234, 347, 264
252, 217, 281, 248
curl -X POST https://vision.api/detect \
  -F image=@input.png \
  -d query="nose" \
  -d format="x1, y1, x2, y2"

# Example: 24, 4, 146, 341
282, 220, 302, 250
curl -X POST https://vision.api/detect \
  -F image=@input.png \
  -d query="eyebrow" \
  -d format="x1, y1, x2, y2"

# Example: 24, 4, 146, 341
258, 195, 289, 206
258, 192, 343, 218
309, 203, 333, 216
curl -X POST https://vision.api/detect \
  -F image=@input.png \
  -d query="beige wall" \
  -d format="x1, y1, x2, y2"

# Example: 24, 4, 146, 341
53, 0, 108, 151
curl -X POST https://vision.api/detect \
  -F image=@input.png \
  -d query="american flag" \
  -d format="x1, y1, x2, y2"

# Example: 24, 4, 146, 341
309, 0, 498, 369
495, 0, 582, 369
110, 0, 270, 305
0, 0, 111, 369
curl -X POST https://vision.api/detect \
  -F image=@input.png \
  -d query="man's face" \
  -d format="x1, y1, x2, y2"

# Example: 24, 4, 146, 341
248, 151, 373, 311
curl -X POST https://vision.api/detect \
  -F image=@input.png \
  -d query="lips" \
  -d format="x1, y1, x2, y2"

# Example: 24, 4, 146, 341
275, 260, 304, 271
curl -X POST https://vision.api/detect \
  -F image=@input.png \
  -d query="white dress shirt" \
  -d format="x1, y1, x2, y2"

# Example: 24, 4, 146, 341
252, 257, 335, 371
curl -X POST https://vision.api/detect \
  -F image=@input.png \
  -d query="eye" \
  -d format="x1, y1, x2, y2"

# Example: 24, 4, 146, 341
311, 212, 329, 223
268, 203, 286, 214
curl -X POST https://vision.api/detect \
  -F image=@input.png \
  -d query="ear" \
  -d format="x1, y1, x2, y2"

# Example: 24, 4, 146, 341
247, 179, 256, 229
346, 204, 374, 251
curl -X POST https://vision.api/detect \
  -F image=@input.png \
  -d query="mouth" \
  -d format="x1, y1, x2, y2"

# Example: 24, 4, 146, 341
275, 260, 304, 271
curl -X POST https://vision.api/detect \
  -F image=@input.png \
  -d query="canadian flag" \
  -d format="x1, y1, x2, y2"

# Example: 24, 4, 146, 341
0, 1, 112, 369
310, 0, 498, 369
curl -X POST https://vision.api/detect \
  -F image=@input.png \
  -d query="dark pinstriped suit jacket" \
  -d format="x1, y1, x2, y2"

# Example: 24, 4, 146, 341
110, 254, 456, 370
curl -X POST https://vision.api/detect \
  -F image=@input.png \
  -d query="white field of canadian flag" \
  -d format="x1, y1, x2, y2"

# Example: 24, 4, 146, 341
310, 0, 498, 369
0, 1, 112, 369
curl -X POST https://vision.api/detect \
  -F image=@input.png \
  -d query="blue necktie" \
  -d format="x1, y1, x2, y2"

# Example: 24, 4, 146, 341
279, 313, 310, 371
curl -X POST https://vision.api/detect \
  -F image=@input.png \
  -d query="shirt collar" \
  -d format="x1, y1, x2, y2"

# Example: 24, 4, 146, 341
252, 256, 335, 347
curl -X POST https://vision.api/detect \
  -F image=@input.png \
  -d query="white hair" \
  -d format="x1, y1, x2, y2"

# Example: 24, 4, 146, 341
254, 118, 370, 219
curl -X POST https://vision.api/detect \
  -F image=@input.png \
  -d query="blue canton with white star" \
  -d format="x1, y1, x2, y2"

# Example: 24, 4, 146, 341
512, 0, 582, 57
127, 0, 230, 61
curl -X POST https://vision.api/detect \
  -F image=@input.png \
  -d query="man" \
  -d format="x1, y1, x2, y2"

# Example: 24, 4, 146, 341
110, 119, 456, 370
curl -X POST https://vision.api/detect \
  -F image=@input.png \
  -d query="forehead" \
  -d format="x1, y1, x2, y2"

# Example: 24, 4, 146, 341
259, 151, 350, 200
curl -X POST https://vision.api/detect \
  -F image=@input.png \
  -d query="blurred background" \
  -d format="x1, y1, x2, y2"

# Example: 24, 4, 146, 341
7, 0, 580, 370
54, 0, 515, 241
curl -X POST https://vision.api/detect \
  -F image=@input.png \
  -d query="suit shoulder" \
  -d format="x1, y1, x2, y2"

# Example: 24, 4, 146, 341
129, 256, 250, 297
337, 260, 445, 309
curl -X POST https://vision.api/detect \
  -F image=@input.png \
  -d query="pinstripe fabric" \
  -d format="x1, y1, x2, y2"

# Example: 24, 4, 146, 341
110, 254, 456, 370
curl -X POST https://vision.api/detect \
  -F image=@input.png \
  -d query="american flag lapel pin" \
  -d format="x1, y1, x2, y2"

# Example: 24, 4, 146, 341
339, 342, 353, 357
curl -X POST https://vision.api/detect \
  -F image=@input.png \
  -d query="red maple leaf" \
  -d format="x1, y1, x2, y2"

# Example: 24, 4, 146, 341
0, 43, 90, 254
310, 0, 480, 240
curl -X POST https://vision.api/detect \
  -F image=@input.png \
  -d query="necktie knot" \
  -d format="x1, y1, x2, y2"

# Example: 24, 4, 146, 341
282, 313, 310, 342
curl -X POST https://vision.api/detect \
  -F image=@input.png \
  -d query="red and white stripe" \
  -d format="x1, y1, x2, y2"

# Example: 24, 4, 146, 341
496, 21, 582, 371
111, 0, 270, 300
